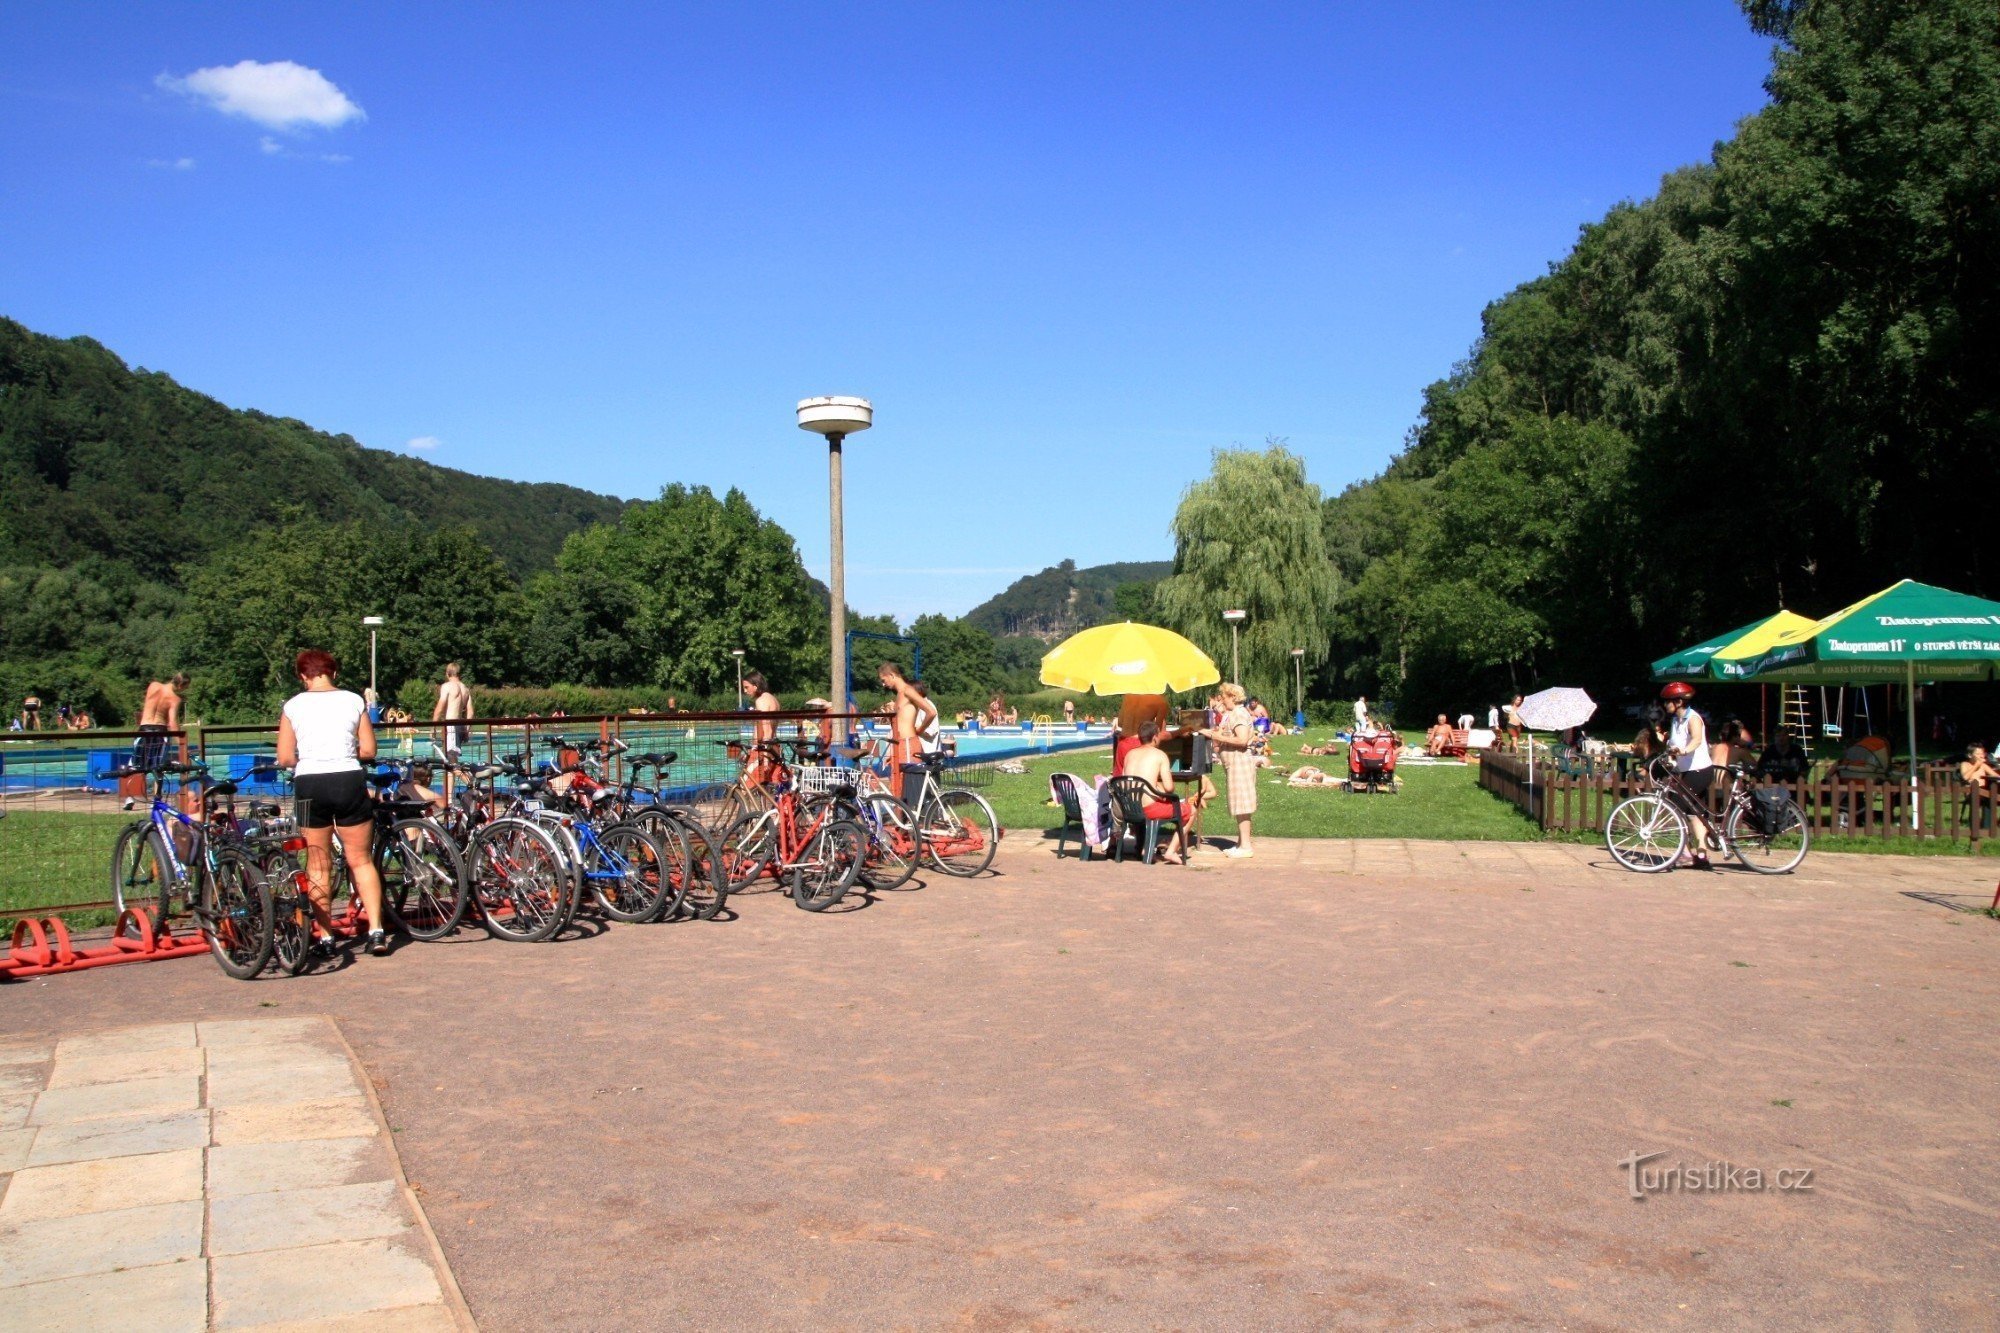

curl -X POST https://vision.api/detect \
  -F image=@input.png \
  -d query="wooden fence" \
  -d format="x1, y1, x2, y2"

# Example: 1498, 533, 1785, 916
1477, 752, 1996, 846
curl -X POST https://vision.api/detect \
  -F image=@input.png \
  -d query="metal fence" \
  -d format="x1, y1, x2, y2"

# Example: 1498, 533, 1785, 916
1478, 751, 1996, 845
0, 710, 998, 920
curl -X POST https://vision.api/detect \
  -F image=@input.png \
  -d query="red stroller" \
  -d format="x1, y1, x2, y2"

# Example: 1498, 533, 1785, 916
1345, 732, 1400, 794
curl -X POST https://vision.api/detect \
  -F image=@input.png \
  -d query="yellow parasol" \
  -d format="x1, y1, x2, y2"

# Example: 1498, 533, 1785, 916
1038, 622, 1222, 696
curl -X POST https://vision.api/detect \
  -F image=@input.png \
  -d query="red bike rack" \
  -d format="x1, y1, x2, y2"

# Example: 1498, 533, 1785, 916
0, 910, 210, 981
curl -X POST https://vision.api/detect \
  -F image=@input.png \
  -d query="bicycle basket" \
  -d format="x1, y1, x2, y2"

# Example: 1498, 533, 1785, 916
794, 766, 856, 796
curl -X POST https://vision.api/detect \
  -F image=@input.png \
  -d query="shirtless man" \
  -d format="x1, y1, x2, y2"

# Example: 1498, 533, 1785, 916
432, 664, 474, 759
1123, 719, 1195, 864
133, 673, 188, 771
740, 670, 782, 784
878, 662, 937, 801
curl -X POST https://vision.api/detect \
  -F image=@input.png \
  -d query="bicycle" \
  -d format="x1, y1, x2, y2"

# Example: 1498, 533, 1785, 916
429, 755, 573, 942
510, 740, 676, 925
567, 741, 729, 922
898, 751, 1001, 877
716, 742, 867, 911
108, 762, 274, 979
1605, 754, 1810, 874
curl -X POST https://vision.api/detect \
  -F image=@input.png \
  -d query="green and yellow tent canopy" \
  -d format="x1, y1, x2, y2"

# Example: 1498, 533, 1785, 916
1714, 579, 2000, 684
1651, 610, 1818, 682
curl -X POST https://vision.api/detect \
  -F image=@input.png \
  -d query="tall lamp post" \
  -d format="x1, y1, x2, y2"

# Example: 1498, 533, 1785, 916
1222, 609, 1247, 685
797, 396, 873, 741
361, 616, 384, 707
1290, 647, 1305, 729
731, 648, 745, 706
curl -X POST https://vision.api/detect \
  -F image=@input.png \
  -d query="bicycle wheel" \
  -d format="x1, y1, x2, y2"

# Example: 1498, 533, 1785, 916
658, 810, 728, 921
789, 818, 864, 912
270, 882, 316, 976
587, 823, 672, 922
1605, 795, 1686, 872
920, 788, 1000, 877
530, 814, 585, 928
380, 818, 468, 941
201, 850, 274, 979
110, 821, 169, 930
469, 819, 569, 942
718, 809, 777, 894
859, 793, 920, 891
1727, 796, 1809, 874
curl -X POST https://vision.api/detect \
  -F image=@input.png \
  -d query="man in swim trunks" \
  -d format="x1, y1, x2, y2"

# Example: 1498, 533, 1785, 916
878, 661, 936, 801
432, 663, 474, 759
1123, 719, 1195, 864
133, 673, 188, 772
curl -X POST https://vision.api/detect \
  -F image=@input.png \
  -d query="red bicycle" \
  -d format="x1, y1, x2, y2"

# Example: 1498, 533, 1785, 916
716, 742, 867, 911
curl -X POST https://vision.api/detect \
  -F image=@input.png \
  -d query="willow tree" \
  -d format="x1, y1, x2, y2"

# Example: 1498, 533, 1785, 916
1154, 443, 1338, 700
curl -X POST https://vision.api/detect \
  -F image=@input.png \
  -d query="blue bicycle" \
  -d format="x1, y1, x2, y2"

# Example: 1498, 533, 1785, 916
109, 762, 275, 979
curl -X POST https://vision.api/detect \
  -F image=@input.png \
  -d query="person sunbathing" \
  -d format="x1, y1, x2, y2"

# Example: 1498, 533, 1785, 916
1425, 714, 1454, 755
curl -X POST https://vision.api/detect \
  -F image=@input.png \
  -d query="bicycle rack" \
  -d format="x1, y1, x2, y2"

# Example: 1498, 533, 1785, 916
0, 910, 210, 981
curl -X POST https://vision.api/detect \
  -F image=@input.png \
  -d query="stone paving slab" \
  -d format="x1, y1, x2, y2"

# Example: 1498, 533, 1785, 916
0, 1017, 471, 1332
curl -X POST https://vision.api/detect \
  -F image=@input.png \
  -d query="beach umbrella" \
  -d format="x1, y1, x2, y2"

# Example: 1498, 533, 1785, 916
1516, 687, 1597, 791
1651, 610, 1818, 682
1039, 623, 1221, 697
1716, 579, 2000, 827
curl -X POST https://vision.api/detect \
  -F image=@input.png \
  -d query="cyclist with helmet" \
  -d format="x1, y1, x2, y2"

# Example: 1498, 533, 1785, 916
1661, 682, 1715, 868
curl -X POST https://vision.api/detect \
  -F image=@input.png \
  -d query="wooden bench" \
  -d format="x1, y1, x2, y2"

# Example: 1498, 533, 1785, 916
1437, 729, 1470, 760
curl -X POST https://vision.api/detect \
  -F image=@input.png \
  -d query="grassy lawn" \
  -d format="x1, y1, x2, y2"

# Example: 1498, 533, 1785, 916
978, 732, 1542, 842
0, 809, 133, 921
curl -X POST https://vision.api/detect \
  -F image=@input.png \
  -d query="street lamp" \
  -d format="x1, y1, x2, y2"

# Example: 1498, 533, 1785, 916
730, 648, 745, 706
361, 616, 384, 705
1222, 609, 1247, 684
1290, 647, 1305, 728
797, 396, 873, 740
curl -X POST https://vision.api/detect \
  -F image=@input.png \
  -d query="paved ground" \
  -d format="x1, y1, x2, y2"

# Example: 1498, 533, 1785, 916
0, 1016, 470, 1331
4, 837, 1998, 1330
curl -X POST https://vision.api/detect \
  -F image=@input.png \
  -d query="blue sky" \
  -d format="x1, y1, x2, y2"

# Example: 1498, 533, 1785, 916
0, 2, 1775, 623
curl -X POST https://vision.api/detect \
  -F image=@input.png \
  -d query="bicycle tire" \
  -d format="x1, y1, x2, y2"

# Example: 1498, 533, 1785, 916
651, 809, 728, 921
718, 809, 777, 894
789, 818, 864, 912
921, 789, 1000, 877
469, 819, 569, 942
202, 849, 275, 980
380, 818, 469, 941
532, 814, 586, 929
1726, 796, 1810, 874
1605, 795, 1686, 872
588, 823, 673, 922
110, 821, 169, 931
858, 793, 920, 890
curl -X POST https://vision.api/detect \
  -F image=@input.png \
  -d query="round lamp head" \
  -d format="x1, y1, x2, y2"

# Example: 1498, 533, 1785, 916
796, 396, 873, 437
730, 649, 745, 659
1290, 647, 1304, 657
362, 616, 385, 627
1222, 609, 1247, 624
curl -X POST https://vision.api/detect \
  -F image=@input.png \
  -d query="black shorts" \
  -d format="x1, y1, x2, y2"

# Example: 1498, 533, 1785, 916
295, 771, 375, 829
133, 726, 171, 772
1678, 767, 1716, 796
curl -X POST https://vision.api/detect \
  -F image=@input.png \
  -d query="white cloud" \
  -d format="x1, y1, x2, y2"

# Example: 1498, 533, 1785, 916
405, 436, 442, 452
158, 60, 364, 131
259, 135, 282, 154
146, 157, 197, 171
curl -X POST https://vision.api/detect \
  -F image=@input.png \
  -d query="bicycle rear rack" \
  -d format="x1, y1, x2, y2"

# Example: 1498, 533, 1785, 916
0, 910, 210, 981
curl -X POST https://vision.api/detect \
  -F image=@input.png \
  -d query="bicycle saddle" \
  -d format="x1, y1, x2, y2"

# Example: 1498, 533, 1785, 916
206, 780, 239, 798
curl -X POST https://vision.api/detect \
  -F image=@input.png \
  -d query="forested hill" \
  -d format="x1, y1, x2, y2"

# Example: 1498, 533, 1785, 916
0, 318, 630, 582
964, 559, 1172, 639
1318, 0, 2000, 710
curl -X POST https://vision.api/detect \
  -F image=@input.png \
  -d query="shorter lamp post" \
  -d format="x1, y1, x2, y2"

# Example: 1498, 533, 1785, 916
1222, 609, 1247, 685
731, 648, 745, 706
362, 616, 384, 704
1290, 647, 1305, 728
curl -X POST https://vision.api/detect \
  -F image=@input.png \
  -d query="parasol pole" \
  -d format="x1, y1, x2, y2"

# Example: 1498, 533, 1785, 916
1907, 660, 1920, 831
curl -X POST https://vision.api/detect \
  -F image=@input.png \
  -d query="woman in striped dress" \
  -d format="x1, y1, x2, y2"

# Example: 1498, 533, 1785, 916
1205, 682, 1260, 859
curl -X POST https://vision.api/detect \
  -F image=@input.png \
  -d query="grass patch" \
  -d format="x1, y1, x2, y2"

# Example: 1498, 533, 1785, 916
0, 809, 135, 921
979, 731, 1543, 842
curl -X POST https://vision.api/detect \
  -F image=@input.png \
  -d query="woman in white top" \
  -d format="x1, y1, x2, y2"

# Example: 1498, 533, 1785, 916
1660, 681, 1716, 869
276, 649, 390, 956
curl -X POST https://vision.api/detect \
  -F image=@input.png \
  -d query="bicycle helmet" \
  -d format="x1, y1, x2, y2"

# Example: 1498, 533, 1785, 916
1660, 681, 1696, 701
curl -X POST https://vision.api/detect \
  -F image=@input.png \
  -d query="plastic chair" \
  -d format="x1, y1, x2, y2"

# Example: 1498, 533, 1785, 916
1103, 776, 1187, 865
1049, 773, 1097, 861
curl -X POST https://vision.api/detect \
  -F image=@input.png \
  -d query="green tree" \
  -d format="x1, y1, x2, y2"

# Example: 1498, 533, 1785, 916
1155, 443, 1339, 697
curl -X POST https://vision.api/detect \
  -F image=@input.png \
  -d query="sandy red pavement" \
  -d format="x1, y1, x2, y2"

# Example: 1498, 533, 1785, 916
6, 838, 1998, 1330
